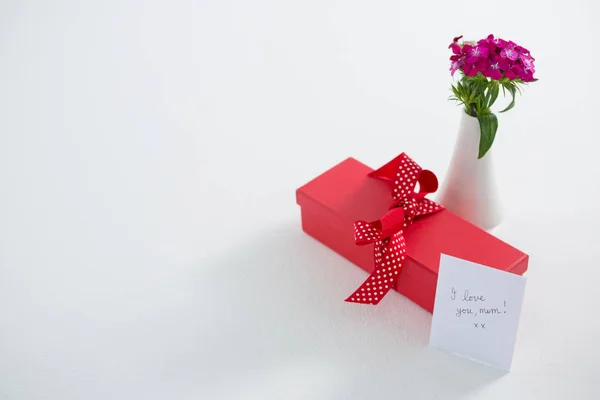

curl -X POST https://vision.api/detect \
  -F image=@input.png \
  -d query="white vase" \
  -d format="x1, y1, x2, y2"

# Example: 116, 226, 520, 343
436, 110, 503, 231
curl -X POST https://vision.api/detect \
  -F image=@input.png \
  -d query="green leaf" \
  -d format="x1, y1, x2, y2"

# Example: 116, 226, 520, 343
477, 113, 498, 159
488, 82, 499, 108
515, 82, 524, 95
483, 84, 491, 106
499, 83, 516, 113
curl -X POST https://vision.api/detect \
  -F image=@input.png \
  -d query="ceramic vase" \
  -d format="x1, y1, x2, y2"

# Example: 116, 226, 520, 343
437, 110, 503, 231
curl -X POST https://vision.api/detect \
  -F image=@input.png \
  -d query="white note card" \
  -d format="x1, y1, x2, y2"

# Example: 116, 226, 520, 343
429, 254, 527, 371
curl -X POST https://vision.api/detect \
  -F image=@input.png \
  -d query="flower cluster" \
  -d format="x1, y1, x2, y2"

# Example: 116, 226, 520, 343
449, 34, 536, 82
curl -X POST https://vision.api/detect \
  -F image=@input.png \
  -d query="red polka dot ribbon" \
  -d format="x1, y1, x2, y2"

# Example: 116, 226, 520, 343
346, 153, 444, 305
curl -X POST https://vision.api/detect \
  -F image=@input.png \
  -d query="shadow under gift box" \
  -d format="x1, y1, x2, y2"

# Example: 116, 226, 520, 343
296, 157, 528, 313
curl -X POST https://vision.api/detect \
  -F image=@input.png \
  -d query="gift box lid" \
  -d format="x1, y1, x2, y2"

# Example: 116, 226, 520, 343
296, 157, 528, 276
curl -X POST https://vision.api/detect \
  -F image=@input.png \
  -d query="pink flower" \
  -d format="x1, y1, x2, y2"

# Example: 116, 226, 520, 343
520, 53, 535, 72
462, 62, 478, 76
447, 34, 536, 82
487, 68, 502, 80
486, 34, 507, 48
482, 57, 503, 80
450, 43, 462, 55
520, 70, 535, 82
500, 44, 520, 61
466, 45, 489, 64
450, 59, 463, 76
505, 70, 517, 80
516, 52, 536, 81
448, 35, 463, 53
462, 59, 487, 77
451, 35, 463, 44
504, 63, 523, 80
497, 57, 510, 71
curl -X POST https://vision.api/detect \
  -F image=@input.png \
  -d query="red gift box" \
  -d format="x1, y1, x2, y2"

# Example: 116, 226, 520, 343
296, 155, 528, 313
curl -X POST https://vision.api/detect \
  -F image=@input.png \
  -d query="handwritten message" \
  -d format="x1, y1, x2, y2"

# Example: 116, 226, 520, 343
452, 287, 507, 324
429, 254, 526, 371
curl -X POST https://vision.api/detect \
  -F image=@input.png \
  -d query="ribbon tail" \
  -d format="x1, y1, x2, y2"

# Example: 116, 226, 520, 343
345, 234, 407, 305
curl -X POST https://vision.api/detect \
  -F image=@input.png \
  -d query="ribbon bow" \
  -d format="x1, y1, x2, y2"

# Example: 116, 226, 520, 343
346, 153, 444, 305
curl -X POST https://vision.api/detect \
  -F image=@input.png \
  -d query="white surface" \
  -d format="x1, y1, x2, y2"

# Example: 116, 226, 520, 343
430, 254, 527, 371
437, 111, 503, 230
1, 1, 599, 399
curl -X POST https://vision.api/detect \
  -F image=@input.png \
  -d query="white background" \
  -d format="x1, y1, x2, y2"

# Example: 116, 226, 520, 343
1, 1, 599, 399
